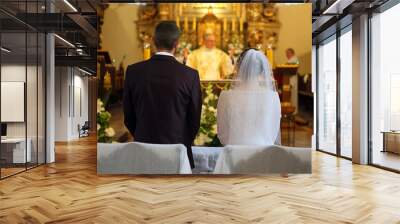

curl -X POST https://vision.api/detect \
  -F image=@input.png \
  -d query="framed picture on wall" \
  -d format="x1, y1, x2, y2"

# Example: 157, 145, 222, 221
1, 81, 25, 122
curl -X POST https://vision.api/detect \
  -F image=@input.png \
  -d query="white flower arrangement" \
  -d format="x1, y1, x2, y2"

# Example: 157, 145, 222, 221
194, 132, 212, 146
194, 84, 228, 146
211, 124, 217, 135
105, 127, 115, 137
97, 99, 105, 113
97, 98, 114, 143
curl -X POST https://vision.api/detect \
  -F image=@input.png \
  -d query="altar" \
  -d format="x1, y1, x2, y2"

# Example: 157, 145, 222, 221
136, 3, 281, 79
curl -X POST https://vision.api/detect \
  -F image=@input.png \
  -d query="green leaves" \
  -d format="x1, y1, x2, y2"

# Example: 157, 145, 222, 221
194, 84, 228, 147
97, 99, 114, 143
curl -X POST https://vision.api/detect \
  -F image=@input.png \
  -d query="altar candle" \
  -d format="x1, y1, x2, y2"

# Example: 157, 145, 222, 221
266, 47, 274, 67
192, 17, 196, 31
239, 17, 244, 33
232, 18, 236, 32
184, 16, 189, 32
143, 44, 151, 60
223, 18, 227, 32
176, 17, 180, 28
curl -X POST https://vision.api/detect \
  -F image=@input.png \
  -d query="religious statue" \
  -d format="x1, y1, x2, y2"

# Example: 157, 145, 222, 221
263, 5, 278, 22
138, 4, 157, 21
246, 4, 263, 22
186, 31, 234, 80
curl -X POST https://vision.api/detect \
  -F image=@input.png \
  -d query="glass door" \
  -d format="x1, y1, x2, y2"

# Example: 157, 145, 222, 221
317, 36, 337, 154
1, 30, 28, 178
0, 1, 46, 179
370, 3, 400, 171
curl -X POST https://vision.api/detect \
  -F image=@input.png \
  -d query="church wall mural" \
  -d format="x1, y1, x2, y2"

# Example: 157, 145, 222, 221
97, 3, 312, 151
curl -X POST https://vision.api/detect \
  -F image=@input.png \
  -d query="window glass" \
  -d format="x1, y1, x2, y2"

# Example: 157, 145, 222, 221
318, 36, 337, 154
340, 29, 352, 158
1, 31, 28, 177
371, 3, 400, 170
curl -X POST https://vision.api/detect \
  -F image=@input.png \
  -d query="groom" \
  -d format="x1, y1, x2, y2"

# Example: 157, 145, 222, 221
123, 21, 202, 169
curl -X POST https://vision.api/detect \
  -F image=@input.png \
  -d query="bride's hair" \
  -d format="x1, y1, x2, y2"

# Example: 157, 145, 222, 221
235, 49, 276, 91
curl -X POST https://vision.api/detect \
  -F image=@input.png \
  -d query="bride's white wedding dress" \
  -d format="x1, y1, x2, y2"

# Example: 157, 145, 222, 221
217, 87, 281, 145
216, 48, 281, 146
212, 49, 289, 174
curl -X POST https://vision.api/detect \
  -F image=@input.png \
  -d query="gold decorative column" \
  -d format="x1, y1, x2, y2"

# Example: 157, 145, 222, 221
143, 43, 151, 60
266, 46, 274, 67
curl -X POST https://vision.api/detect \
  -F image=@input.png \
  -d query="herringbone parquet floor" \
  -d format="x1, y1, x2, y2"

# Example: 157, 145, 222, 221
1, 136, 400, 224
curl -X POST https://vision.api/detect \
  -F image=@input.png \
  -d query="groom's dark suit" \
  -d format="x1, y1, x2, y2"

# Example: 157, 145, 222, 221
123, 54, 202, 168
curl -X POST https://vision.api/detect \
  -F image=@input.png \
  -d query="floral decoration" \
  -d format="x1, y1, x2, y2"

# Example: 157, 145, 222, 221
227, 34, 244, 63
97, 99, 115, 143
194, 85, 226, 146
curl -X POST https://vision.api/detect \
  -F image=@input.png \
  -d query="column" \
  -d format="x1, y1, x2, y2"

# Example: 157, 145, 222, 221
46, 32, 55, 163
352, 14, 369, 164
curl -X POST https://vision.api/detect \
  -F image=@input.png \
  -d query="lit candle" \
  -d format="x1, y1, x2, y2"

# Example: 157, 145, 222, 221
266, 47, 274, 67
184, 16, 188, 32
192, 17, 196, 31
176, 16, 180, 28
232, 18, 236, 32
223, 18, 227, 32
239, 17, 244, 33
143, 44, 151, 60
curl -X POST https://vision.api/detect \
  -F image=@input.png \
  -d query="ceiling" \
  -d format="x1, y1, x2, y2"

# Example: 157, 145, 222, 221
0, 0, 100, 73
311, 0, 390, 42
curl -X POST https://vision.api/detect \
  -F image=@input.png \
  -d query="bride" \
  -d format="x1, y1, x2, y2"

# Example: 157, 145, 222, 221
217, 49, 281, 146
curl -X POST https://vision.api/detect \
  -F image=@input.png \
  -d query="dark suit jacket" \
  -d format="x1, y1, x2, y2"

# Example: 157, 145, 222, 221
123, 54, 202, 168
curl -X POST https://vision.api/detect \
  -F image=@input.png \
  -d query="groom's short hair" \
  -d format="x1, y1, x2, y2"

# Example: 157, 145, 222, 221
154, 21, 181, 50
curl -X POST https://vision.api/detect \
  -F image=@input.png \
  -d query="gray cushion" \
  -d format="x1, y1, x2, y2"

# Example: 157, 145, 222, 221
97, 142, 192, 174
213, 145, 311, 174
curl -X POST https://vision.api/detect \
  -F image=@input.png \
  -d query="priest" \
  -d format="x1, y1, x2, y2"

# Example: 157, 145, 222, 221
186, 31, 234, 80
285, 48, 299, 65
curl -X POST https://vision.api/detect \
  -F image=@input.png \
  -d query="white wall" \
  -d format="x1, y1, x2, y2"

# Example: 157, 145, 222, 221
55, 67, 89, 141
1, 65, 36, 137
71, 73, 89, 138
1, 63, 46, 164
55, 66, 69, 141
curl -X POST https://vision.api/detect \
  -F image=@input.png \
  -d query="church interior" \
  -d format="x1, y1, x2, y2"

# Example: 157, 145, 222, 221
98, 3, 313, 148
1, 0, 400, 223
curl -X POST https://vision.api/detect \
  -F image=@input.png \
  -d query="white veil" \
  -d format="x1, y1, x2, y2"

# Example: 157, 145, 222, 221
217, 49, 281, 145
234, 49, 276, 91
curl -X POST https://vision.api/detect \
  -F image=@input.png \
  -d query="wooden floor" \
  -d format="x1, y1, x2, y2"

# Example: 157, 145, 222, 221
1, 136, 400, 223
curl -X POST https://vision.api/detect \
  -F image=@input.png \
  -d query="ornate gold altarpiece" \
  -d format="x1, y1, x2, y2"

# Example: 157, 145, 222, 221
136, 3, 280, 59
